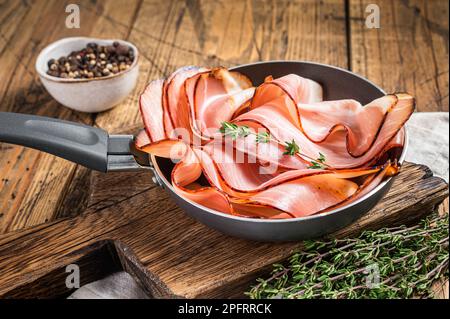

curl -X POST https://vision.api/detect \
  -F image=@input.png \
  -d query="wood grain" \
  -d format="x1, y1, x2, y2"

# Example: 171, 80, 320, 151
349, 0, 449, 111
94, 0, 349, 133
0, 162, 447, 298
0, 0, 448, 299
0, 0, 142, 232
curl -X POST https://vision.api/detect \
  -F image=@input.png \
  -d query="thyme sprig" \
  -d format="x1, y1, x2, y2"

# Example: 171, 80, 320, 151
247, 213, 449, 299
219, 122, 330, 169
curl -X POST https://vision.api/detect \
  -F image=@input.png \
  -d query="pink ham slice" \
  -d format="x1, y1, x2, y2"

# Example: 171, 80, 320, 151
201, 141, 380, 194
140, 140, 233, 214
142, 139, 381, 219
135, 129, 151, 149
139, 79, 165, 142
236, 93, 414, 168
251, 74, 323, 108
250, 74, 323, 128
296, 95, 404, 157
192, 68, 255, 139
163, 66, 208, 139
136, 67, 413, 219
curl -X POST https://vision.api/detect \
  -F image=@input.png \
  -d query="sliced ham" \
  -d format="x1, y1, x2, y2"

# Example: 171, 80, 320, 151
171, 145, 233, 214
164, 66, 208, 139
135, 129, 151, 149
192, 68, 255, 138
135, 67, 414, 219
139, 79, 165, 142
236, 93, 414, 168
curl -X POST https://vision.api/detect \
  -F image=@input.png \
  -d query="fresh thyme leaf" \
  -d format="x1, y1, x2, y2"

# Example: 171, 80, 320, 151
238, 125, 252, 138
256, 132, 271, 143
247, 213, 449, 299
219, 124, 329, 168
308, 161, 325, 169
308, 153, 327, 169
219, 121, 241, 140
284, 139, 300, 156
317, 152, 326, 163
219, 121, 237, 133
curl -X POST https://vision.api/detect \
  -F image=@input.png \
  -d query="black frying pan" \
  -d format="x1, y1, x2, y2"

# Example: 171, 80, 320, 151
0, 61, 407, 241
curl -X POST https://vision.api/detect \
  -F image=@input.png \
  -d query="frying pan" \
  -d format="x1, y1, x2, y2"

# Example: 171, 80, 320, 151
0, 61, 407, 241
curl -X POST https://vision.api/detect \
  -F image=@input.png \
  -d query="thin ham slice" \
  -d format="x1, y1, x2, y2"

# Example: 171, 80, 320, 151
135, 67, 414, 219
192, 68, 255, 138
171, 145, 233, 214
135, 129, 151, 149
236, 93, 414, 168
251, 74, 323, 108
148, 139, 381, 218
164, 66, 208, 138
139, 79, 165, 142
250, 74, 323, 128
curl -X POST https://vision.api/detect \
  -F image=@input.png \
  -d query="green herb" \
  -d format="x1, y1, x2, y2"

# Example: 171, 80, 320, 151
283, 139, 300, 156
308, 153, 328, 169
219, 122, 239, 139
238, 125, 252, 138
256, 132, 271, 143
219, 122, 330, 168
317, 152, 326, 163
308, 161, 325, 169
219, 122, 252, 139
247, 213, 449, 299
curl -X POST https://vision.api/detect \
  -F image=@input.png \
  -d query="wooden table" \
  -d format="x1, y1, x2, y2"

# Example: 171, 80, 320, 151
0, 0, 448, 298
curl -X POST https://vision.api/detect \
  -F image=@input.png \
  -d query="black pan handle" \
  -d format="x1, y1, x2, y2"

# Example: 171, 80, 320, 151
0, 112, 113, 172
0, 112, 109, 171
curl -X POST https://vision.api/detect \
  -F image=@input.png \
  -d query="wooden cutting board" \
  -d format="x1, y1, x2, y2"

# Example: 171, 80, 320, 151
0, 0, 448, 300
0, 154, 447, 298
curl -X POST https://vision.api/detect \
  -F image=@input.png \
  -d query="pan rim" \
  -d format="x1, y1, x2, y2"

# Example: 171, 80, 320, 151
150, 60, 408, 224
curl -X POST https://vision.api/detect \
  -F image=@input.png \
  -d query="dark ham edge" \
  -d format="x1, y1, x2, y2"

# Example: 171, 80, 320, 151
164, 66, 209, 136
200, 141, 381, 195
252, 78, 415, 159
318, 161, 398, 214
190, 68, 254, 141
238, 96, 413, 169
138, 79, 165, 142
135, 129, 151, 148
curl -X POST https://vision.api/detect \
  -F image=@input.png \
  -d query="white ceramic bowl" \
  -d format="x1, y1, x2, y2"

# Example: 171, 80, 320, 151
35, 37, 139, 113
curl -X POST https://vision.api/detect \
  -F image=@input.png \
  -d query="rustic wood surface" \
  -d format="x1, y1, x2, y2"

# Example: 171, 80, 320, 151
0, 162, 447, 298
0, 0, 448, 298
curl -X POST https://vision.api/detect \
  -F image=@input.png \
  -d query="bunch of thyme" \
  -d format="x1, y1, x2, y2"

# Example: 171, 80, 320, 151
248, 213, 449, 299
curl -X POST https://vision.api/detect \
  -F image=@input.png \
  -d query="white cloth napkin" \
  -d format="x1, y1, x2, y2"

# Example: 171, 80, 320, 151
405, 112, 449, 182
68, 112, 449, 299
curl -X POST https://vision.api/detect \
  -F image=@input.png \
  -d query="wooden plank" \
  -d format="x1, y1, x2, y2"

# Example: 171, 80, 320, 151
349, 0, 449, 112
94, 0, 348, 133
0, 0, 348, 232
0, 162, 447, 298
0, 0, 141, 233
349, 1, 449, 298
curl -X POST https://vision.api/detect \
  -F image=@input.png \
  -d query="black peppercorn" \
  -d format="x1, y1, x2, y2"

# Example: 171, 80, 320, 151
46, 41, 135, 79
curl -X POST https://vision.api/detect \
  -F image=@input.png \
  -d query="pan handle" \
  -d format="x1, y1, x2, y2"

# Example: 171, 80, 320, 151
0, 112, 151, 172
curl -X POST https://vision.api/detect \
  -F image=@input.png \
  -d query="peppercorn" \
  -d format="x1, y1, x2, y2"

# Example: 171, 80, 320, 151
46, 41, 135, 79
47, 59, 56, 68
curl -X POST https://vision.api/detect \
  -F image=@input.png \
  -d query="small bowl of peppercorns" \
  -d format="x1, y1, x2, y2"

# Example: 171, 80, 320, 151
36, 37, 139, 113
